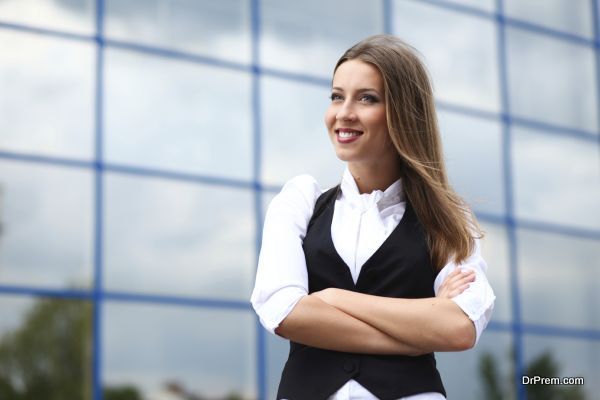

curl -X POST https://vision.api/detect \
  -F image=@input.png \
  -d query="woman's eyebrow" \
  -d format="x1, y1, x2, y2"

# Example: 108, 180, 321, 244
331, 86, 380, 95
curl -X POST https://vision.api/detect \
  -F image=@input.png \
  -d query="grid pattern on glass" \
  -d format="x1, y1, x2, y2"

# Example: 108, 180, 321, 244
261, 75, 345, 187
505, 0, 594, 38
104, 48, 253, 179
438, 110, 504, 215
103, 172, 255, 300
0, 1, 598, 399
0, 160, 94, 289
260, 0, 383, 77
507, 27, 599, 133
518, 228, 600, 330
104, 0, 252, 64
102, 301, 256, 400
512, 126, 600, 230
393, 0, 500, 112
0, 30, 95, 159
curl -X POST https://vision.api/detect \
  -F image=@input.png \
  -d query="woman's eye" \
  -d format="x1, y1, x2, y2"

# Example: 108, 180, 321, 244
329, 93, 342, 101
360, 94, 377, 103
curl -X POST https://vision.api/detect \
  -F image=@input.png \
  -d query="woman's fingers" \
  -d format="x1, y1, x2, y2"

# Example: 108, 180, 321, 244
438, 269, 476, 298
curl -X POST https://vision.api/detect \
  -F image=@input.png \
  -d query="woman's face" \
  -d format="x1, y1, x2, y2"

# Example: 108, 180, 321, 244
324, 59, 397, 166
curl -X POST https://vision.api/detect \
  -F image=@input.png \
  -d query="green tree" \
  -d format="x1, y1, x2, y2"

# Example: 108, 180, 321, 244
479, 348, 586, 400
0, 297, 141, 400
0, 298, 92, 400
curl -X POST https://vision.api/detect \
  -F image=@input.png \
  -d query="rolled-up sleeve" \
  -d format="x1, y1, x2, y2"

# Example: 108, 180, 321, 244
434, 238, 496, 346
250, 175, 322, 335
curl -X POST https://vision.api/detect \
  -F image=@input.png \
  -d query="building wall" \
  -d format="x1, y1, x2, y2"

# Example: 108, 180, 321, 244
0, 1, 598, 399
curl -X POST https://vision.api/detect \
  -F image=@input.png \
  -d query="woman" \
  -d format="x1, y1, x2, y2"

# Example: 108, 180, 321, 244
251, 34, 495, 400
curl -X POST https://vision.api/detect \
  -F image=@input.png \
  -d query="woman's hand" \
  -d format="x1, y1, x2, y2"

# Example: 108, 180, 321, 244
437, 268, 476, 299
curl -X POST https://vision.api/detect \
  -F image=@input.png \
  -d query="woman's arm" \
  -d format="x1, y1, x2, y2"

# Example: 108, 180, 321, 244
310, 238, 496, 353
251, 176, 423, 355
275, 294, 427, 355
275, 267, 476, 355
312, 287, 476, 352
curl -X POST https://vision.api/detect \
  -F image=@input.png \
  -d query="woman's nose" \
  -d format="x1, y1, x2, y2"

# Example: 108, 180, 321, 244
336, 102, 357, 122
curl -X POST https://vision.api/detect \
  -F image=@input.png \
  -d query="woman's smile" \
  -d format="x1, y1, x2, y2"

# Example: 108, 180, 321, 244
336, 127, 364, 143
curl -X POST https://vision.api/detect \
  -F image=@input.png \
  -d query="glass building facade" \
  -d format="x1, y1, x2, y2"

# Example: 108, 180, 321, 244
0, 1, 598, 399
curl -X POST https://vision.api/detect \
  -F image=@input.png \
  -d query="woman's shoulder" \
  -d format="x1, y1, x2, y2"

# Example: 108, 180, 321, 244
277, 174, 324, 211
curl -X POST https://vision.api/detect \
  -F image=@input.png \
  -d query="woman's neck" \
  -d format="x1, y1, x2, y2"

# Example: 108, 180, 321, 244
348, 159, 402, 194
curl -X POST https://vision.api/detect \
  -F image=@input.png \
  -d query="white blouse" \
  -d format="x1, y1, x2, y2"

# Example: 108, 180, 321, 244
251, 168, 496, 400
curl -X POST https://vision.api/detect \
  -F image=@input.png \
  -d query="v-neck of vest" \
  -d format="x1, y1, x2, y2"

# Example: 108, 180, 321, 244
325, 195, 415, 289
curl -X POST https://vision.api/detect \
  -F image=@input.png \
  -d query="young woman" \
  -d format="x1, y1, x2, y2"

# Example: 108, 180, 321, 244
251, 34, 495, 400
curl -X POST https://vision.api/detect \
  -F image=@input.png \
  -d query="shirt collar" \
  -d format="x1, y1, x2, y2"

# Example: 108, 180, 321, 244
340, 167, 404, 212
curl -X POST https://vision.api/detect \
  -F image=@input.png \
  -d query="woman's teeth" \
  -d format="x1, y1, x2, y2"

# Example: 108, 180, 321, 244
339, 131, 362, 138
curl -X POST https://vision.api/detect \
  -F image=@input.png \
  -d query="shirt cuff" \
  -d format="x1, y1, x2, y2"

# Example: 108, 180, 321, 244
451, 273, 496, 346
251, 286, 307, 335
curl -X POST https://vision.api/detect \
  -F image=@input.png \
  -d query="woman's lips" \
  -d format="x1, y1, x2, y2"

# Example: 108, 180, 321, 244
336, 129, 363, 144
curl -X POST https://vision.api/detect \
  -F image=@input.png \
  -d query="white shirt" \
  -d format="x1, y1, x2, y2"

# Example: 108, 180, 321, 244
251, 168, 496, 400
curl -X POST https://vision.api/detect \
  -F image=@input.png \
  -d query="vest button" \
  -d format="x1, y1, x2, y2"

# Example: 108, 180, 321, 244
343, 360, 356, 373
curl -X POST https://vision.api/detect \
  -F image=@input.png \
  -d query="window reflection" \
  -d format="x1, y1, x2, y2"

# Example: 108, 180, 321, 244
437, 331, 514, 399
266, 331, 289, 400
261, 76, 344, 187
505, 0, 593, 38
0, 0, 94, 34
512, 126, 600, 230
480, 222, 511, 323
0, 160, 93, 289
524, 335, 598, 399
104, 173, 254, 300
393, 0, 500, 112
438, 111, 504, 216
0, 30, 94, 159
518, 229, 600, 330
104, 48, 253, 180
0, 295, 92, 400
102, 301, 256, 400
507, 28, 598, 132
260, 0, 382, 76
105, 0, 251, 63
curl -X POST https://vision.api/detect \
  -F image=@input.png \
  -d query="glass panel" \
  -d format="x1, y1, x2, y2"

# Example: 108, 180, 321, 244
103, 173, 255, 300
0, 0, 94, 34
438, 111, 504, 215
437, 330, 514, 399
104, 48, 253, 180
393, 0, 500, 112
0, 30, 95, 159
102, 301, 256, 399
443, 0, 495, 12
505, 0, 593, 38
0, 295, 93, 399
480, 222, 511, 323
266, 331, 289, 400
507, 29, 598, 132
105, 0, 251, 64
260, 0, 383, 77
512, 127, 600, 230
518, 229, 600, 330
261, 76, 345, 188
0, 160, 94, 289
523, 335, 598, 399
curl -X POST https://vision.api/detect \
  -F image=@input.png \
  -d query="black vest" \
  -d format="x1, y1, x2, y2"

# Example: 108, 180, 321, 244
276, 185, 446, 400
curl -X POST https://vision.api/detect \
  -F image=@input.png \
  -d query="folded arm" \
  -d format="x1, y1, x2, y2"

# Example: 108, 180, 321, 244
251, 176, 422, 355
274, 294, 426, 355
312, 248, 496, 352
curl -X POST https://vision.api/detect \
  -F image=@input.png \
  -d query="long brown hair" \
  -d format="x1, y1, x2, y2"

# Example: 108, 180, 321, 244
333, 34, 483, 271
